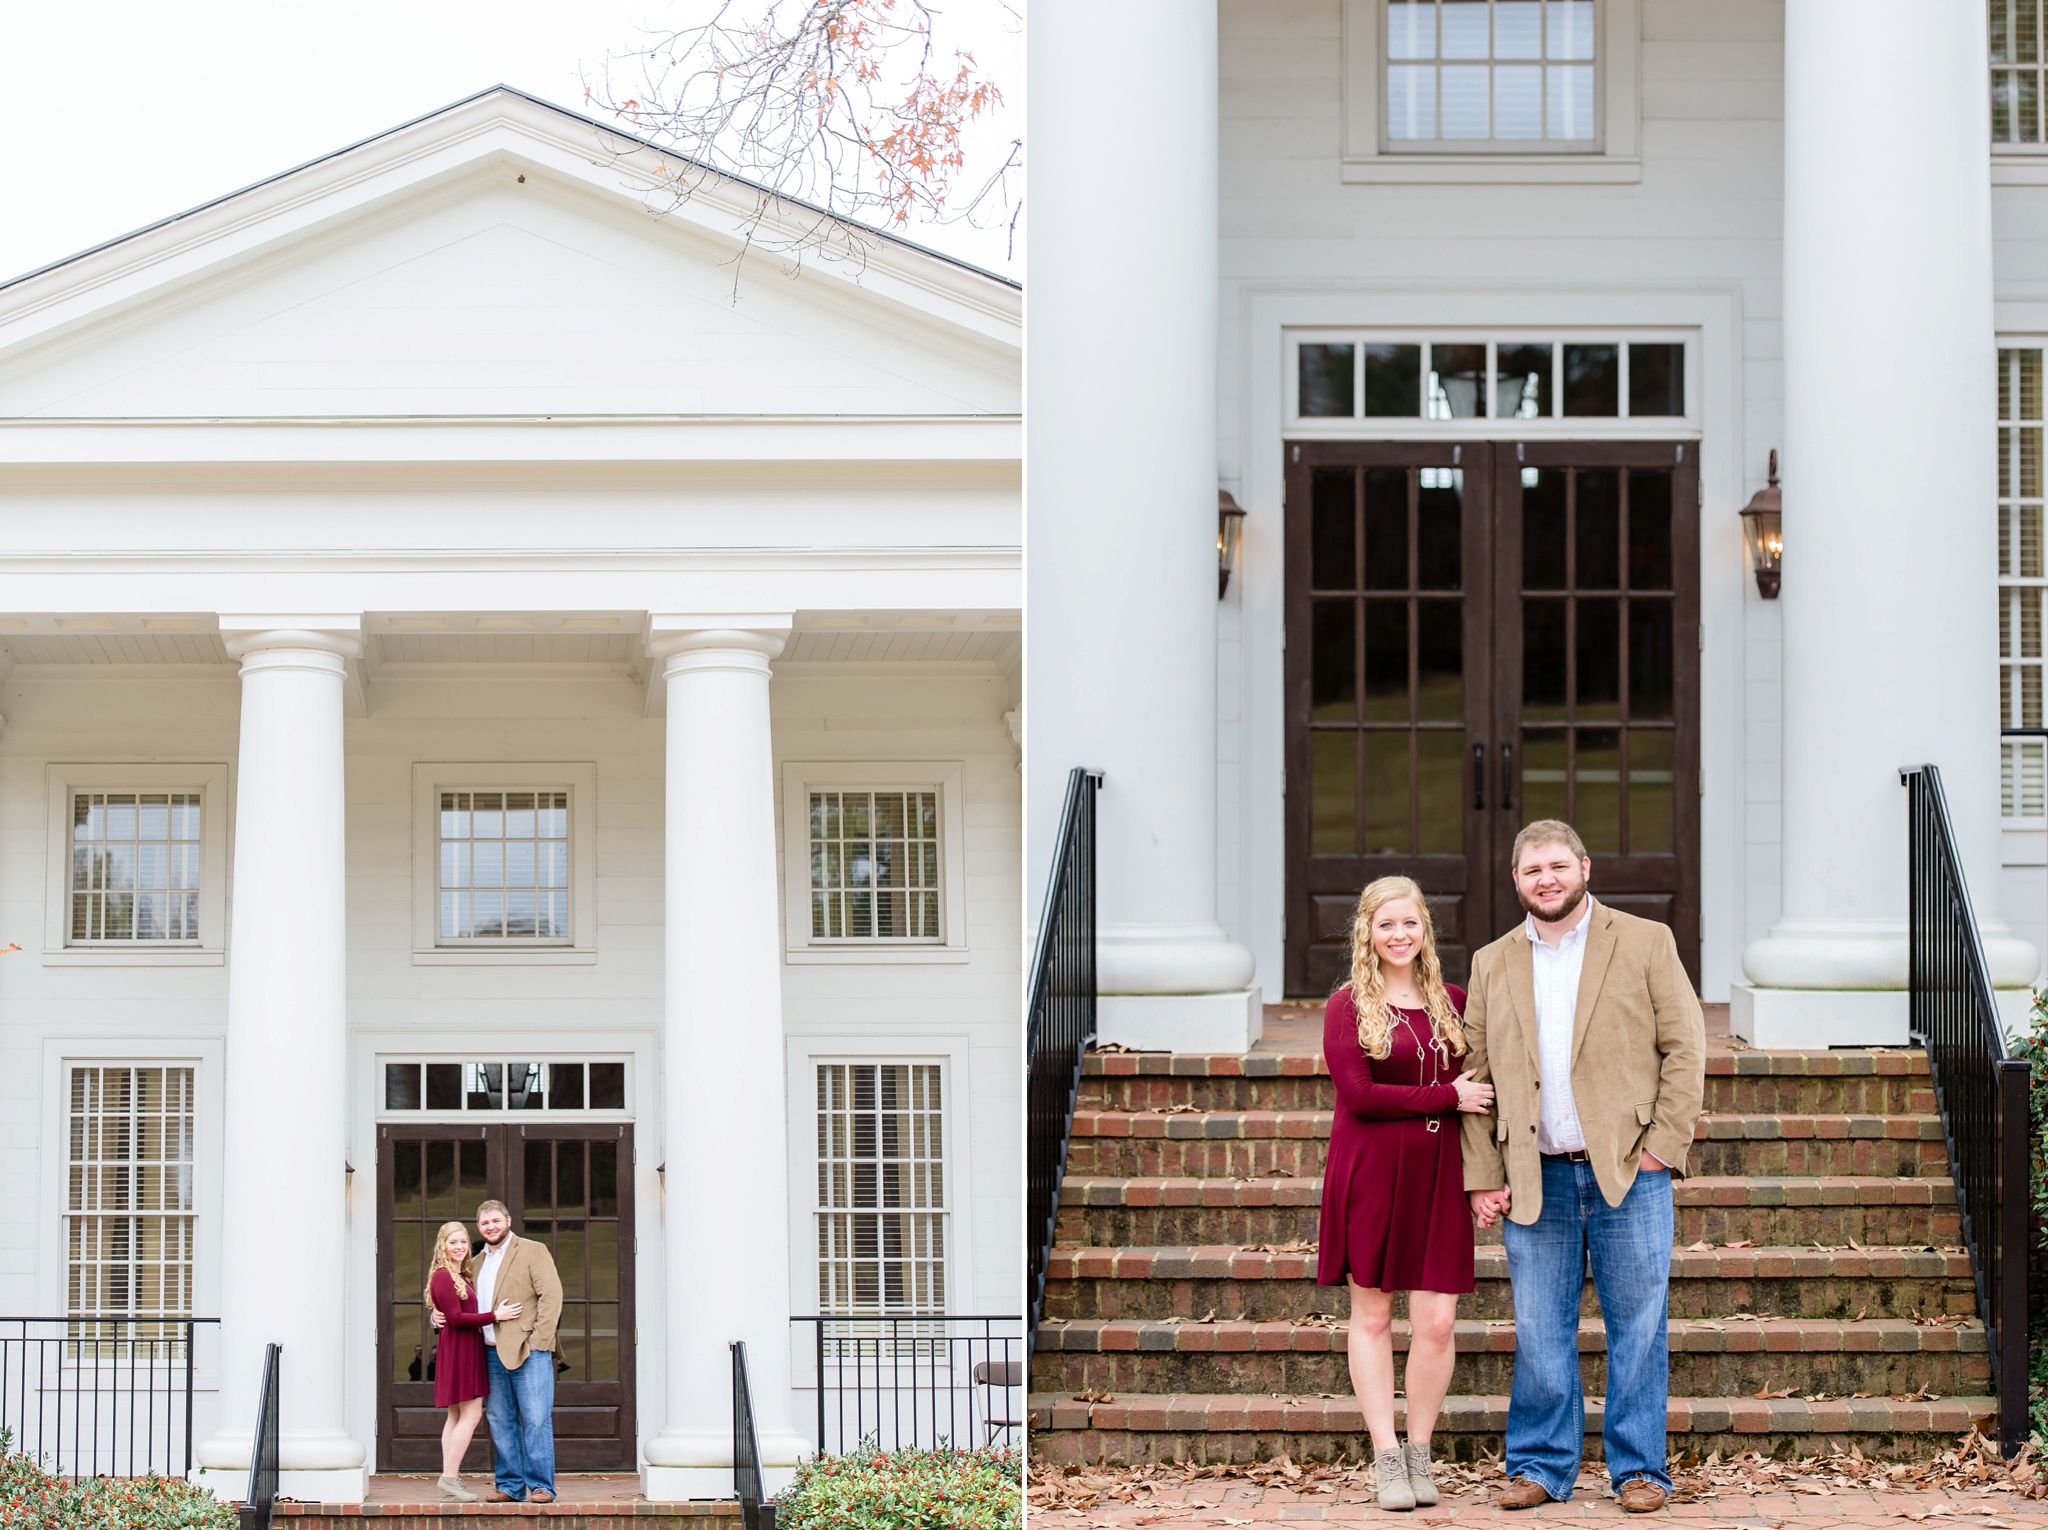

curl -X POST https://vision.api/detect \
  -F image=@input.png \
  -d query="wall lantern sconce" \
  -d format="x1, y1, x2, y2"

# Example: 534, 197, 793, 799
1739, 450, 1783, 599
1218, 490, 1247, 598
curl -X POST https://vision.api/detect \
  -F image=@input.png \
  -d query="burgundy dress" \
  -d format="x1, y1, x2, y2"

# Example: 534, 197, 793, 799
428, 1268, 492, 1406
1315, 984, 1476, 1294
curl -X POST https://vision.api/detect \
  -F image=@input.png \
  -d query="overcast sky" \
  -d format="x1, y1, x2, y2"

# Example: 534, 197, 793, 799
0, 0, 1021, 284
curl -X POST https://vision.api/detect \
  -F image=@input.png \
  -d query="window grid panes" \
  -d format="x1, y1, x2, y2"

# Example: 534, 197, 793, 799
1296, 338, 1684, 422
1993, 0, 2048, 143
438, 790, 569, 941
70, 793, 200, 943
67, 1066, 195, 1353
380, 1059, 626, 1113
809, 791, 941, 941
1999, 347, 2047, 820
1386, 0, 1596, 146
816, 1063, 946, 1320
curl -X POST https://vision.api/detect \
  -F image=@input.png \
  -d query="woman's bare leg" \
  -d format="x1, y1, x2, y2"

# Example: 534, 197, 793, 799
1402, 1290, 1460, 1447
1346, 1281, 1401, 1451
442, 1398, 482, 1477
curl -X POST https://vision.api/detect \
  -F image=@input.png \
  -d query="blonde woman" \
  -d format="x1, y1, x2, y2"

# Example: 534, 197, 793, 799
425, 1221, 522, 1501
1315, 877, 1496, 1511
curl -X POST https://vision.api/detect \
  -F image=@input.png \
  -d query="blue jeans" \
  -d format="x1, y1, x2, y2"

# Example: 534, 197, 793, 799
484, 1345, 555, 1498
1501, 1156, 1673, 1500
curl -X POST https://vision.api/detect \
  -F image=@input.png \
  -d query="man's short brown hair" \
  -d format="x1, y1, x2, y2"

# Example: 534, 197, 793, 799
1511, 818, 1588, 870
476, 1200, 511, 1221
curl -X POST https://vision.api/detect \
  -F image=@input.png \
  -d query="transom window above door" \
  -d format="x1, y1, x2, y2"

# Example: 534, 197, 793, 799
1296, 337, 1686, 426
381, 1059, 627, 1113
1385, 0, 1596, 147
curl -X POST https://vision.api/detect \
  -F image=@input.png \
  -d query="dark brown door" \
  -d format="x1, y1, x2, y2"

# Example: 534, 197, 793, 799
1285, 439, 1699, 997
376, 1123, 635, 1472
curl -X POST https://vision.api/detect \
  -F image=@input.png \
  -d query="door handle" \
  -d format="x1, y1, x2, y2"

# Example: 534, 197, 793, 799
1472, 742, 1485, 811
1501, 741, 1515, 813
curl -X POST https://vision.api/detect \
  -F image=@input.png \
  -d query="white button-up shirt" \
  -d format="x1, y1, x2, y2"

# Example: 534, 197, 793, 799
475, 1239, 508, 1346
1527, 899, 1593, 1155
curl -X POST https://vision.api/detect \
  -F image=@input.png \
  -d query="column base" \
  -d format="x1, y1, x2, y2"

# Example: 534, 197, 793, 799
1729, 983, 1907, 1049
640, 1464, 799, 1502
1098, 988, 1263, 1053
193, 1466, 367, 1505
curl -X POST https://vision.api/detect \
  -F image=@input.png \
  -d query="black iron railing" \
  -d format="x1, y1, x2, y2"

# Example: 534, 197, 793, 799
1901, 765, 2031, 1458
240, 1342, 280, 1530
1026, 767, 1100, 1342
0, 1316, 215, 1479
790, 1315, 1023, 1455
730, 1341, 771, 1530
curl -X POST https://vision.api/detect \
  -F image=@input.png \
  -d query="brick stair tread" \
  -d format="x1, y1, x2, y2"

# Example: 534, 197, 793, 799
1083, 1049, 1929, 1078
1068, 1110, 1941, 1141
1026, 1391, 1993, 1435
1035, 1316, 1986, 1353
1059, 1174, 1955, 1207
1045, 1244, 1974, 1280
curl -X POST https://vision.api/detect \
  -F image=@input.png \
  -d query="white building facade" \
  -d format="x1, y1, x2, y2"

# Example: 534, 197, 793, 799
0, 90, 1021, 1501
1029, 0, 2045, 1050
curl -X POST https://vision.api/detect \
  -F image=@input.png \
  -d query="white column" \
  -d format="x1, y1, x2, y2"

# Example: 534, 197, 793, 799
1026, 0, 1258, 1052
195, 619, 365, 1503
1737, 3, 2039, 1046
639, 618, 809, 1500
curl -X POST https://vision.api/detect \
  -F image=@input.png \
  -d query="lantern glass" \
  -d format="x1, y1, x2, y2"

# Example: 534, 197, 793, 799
1218, 506, 1247, 597
1741, 505, 1782, 598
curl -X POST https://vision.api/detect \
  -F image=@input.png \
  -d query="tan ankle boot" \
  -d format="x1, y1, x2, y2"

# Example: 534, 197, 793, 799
1375, 1444, 1417, 1511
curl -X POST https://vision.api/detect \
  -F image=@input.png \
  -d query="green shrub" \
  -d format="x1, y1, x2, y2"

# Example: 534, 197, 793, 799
2014, 989, 2048, 1448
776, 1443, 1021, 1530
0, 1437, 236, 1530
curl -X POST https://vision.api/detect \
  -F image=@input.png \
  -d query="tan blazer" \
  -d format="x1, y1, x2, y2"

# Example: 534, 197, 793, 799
463, 1231, 563, 1372
1458, 898, 1706, 1225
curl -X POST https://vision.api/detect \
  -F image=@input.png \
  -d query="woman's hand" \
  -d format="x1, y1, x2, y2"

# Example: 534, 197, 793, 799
493, 1301, 524, 1323
1451, 1069, 1495, 1114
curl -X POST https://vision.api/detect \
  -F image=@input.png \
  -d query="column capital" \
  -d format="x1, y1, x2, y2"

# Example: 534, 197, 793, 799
218, 615, 362, 663
643, 615, 792, 669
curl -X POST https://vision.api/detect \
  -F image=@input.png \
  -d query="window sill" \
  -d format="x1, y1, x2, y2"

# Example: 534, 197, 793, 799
43, 948, 224, 967
1342, 153, 1641, 184
2001, 826, 2047, 865
1994, 153, 2048, 186
784, 945, 971, 966
411, 948, 599, 967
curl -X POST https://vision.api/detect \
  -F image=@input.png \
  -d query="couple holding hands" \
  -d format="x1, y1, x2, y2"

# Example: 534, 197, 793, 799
1317, 820, 1706, 1514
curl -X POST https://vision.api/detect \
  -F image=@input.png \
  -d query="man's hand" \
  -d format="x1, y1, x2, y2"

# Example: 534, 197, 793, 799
1638, 1149, 1668, 1172
430, 1308, 445, 1331
1468, 1187, 1511, 1228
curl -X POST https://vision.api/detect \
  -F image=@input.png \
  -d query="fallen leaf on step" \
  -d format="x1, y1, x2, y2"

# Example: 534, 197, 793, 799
1149, 1103, 1200, 1114
1856, 1306, 1868, 1321
1073, 1388, 1116, 1403
1687, 1239, 1713, 1252
1724, 1238, 1755, 1248
1754, 1386, 1796, 1399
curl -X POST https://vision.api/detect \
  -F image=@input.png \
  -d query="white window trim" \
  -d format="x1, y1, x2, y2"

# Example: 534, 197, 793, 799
1341, 0, 1640, 183
783, 1035, 979, 1373
43, 763, 230, 966
39, 1039, 224, 1390
780, 761, 969, 965
410, 763, 597, 965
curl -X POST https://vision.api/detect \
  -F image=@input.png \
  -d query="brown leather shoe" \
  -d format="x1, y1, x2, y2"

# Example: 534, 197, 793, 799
526, 1489, 555, 1505
1618, 1480, 1668, 1514
482, 1489, 518, 1502
1500, 1477, 1552, 1510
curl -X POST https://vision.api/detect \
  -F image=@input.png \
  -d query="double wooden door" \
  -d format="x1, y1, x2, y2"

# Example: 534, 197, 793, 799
376, 1122, 635, 1472
1284, 440, 1700, 997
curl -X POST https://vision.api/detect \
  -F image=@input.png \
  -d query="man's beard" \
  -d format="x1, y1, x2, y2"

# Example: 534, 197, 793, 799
482, 1228, 508, 1246
1517, 879, 1588, 924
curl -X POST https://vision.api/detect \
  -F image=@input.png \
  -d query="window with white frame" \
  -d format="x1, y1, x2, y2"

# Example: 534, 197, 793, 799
1294, 335, 1687, 423
815, 1062, 947, 1316
66, 1065, 195, 1346
1993, 0, 2048, 144
69, 794, 202, 943
2000, 347, 2047, 823
808, 790, 941, 941
437, 790, 570, 941
1384, 0, 1596, 147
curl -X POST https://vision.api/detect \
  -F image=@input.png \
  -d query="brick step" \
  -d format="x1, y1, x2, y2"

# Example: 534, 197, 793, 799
1025, 1391, 1996, 1467
1054, 1175, 1960, 1249
1064, 1112, 1947, 1180
278, 1501, 738, 1530
1042, 1245, 1976, 1322
1080, 1048, 1930, 1117
1031, 1316, 1990, 1397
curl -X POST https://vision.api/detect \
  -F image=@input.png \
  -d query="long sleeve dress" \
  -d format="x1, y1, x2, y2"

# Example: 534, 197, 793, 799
428, 1267, 493, 1407
1315, 983, 1476, 1295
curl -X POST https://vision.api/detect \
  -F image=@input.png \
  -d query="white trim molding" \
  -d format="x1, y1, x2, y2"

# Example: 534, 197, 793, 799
409, 762, 598, 965
43, 762, 230, 965
779, 760, 969, 965
1340, 0, 1642, 184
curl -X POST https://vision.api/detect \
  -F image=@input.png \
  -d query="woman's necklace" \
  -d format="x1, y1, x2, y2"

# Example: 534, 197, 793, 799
1390, 989, 1452, 1130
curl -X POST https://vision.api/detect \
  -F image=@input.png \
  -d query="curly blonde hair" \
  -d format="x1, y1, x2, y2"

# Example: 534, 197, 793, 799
1346, 875, 1467, 1061
424, 1221, 472, 1306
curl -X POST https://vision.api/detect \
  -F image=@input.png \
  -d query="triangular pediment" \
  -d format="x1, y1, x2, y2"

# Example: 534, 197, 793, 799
0, 89, 1019, 421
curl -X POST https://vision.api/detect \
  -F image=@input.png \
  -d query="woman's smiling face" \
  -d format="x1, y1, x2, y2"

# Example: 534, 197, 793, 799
1371, 898, 1425, 970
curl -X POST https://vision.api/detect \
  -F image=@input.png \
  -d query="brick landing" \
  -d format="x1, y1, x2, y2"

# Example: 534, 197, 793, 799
273, 1476, 741, 1528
